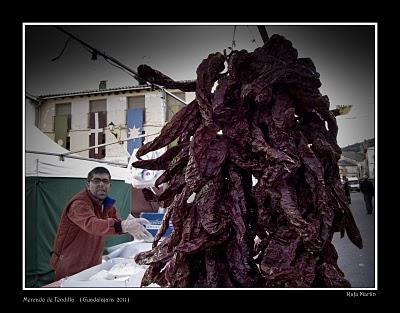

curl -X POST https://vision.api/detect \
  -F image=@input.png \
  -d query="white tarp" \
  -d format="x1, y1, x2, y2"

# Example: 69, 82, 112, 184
105, 241, 153, 260
60, 241, 157, 288
25, 125, 131, 182
60, 258, 148, 288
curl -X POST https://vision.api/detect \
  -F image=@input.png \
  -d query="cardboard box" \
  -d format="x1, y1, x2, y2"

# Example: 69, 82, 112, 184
140, 212, 173, 237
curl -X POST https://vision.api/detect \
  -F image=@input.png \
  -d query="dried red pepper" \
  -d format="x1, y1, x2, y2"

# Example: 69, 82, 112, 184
134, 34, 362, 288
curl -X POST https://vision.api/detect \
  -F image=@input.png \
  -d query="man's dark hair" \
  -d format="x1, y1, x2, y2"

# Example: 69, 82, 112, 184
87, 167, 111, 182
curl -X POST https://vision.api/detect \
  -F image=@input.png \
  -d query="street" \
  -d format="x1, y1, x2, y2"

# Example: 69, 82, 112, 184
332, 191, 376, 288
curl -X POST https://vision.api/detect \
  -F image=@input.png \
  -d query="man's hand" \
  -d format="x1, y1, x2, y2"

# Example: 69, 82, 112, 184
121, 214, 153, 241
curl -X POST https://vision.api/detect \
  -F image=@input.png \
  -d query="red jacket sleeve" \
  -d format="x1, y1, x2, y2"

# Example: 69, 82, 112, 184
67, 200, 119, 236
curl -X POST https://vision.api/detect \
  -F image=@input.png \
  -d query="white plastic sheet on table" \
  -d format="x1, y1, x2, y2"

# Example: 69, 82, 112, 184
60, 241, 155, 288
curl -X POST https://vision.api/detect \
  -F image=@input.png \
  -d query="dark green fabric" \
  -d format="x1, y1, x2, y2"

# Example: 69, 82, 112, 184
25, 177, 39, 287
25, 177, 131, 287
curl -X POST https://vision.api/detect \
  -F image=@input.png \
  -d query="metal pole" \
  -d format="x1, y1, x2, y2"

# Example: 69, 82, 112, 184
163, 89, 189, 105
257, 26, 269, 44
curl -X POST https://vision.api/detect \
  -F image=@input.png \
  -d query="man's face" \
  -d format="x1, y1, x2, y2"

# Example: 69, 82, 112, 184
88, 173, 111, 200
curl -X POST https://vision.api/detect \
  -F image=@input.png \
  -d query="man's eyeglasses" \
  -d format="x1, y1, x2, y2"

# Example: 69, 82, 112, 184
90, 178, 111, 185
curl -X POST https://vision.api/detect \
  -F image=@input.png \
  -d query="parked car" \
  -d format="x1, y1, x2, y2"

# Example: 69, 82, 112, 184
347, 177, 360, 192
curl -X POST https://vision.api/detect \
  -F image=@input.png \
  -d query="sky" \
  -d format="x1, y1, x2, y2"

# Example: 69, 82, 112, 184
24, 23, 376, 148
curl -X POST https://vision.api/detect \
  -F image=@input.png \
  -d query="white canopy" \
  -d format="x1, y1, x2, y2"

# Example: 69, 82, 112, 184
25, 125, 131, 182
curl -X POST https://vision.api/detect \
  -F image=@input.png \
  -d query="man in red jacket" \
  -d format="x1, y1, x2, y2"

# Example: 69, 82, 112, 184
50, 167, 152, 281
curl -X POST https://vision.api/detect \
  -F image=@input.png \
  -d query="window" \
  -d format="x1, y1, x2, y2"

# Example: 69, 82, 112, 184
88, 99, 107, 159
101, 134, 106, 158
128, 96, 145, 123
166, 92, 185, 121
89, 99, 107, 128
166, 93, 185, 148
55, 102, 71, 130
90, 99, 107, 112
54, 103, 71, 148
66, 136, 70, 150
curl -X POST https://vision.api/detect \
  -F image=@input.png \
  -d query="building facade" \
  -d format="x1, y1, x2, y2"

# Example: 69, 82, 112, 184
366, 147, 375, 179
33, 85, 194, 164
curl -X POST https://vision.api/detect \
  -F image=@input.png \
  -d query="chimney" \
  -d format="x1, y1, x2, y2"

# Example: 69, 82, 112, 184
99, 80, 107, 90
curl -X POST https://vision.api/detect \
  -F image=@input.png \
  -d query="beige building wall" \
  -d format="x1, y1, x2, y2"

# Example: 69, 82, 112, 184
40, 97, 86, 157
71, 98, 89, 130
145, 91, 164, 124
105, 94, 128, 163
37, 88, 189, 162
39, 102, 55, 133
25, 98, 37, 128
144, 91, 164, 143
107, 95, 126, 126
367, 147, 375, 179
69, 130, 89, 158
185, 92, 196, 103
